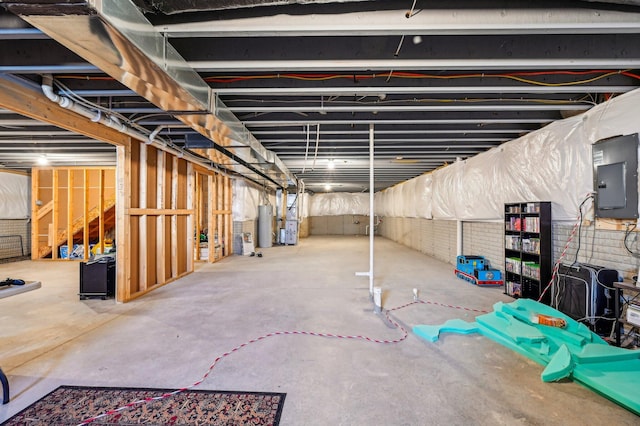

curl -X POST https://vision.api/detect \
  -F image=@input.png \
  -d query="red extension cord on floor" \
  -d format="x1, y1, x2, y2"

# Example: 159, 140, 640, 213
78, 298, 488, 425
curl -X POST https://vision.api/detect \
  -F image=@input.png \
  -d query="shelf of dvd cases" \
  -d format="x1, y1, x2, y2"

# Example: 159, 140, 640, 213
504, 202, 551, 303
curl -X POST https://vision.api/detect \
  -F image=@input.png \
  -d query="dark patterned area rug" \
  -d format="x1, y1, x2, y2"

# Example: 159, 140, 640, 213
2, 385, 286, 425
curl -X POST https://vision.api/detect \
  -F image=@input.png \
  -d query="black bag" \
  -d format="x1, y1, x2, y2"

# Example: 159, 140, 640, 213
0, 278, 25, 287
551, 263, 620, 334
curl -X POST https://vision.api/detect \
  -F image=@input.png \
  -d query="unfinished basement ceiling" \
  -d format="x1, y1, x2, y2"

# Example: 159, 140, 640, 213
1, 0, 640, 192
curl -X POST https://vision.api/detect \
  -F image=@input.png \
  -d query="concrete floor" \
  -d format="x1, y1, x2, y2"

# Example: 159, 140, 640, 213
0, 236, 637, 425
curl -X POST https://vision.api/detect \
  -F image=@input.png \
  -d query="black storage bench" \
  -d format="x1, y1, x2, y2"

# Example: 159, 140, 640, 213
79, 256, 116, 300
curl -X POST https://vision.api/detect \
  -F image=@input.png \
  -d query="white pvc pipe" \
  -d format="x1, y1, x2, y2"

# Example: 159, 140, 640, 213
41, 78, 232, 178
456, 157, 463, 257
355, 124, 375, 299
457, 220, 463, 257
368, 123, 375, 296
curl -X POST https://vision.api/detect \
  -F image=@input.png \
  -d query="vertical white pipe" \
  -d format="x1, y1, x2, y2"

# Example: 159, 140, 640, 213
457, 220, 463, 256
455, 156, 463, 257
369, 123, 375, 297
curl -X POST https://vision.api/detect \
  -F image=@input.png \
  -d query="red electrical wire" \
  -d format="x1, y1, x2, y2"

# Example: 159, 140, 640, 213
77, 298, 488, 424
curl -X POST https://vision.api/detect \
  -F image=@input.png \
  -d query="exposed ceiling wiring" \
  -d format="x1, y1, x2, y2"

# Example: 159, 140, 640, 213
55, 70, 640, 88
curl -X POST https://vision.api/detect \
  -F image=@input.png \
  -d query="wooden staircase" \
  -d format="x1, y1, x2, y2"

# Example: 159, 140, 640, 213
37, 199, 116, 259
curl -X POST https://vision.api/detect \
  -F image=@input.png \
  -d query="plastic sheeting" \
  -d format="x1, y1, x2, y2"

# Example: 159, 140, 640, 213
0, 172, 29, 219
374, 88, 640, 221
308, 192, 370, 216
233, 180, 266, 221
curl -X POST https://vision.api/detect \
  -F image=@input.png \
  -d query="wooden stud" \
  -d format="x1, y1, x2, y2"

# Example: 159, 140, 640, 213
116, 144, 131, 302
31, 169, 39, 260
171, 155, 179, 278
225, 175, 233, 256
66, 169, 73, 260
138, 142, 148, 292
156, 150, 166, 284
208, 174, 215, 262
83, 169, 90, 260
186, 162, 195, 272
52, 170, 59, 259
98, 169, 105, 255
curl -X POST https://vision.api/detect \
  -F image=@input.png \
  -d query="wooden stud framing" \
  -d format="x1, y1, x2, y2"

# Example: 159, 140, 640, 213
138, 143, 148, 292
156, 150, 166, 285
186, 162, 195, 272
30, 170, 40, 261
116, 144, 131, 302
52, 170, 59, 259
83, 170, 89, 260
171, 155, 179, 278
31, 166, 116, 261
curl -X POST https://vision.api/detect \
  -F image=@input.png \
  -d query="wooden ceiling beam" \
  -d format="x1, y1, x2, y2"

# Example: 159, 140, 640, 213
0, 77, 130, 147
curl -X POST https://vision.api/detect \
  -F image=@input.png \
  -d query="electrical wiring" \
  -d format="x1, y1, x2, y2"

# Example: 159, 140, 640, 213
623, 222, 640, 258
57, 69, 640, 87
572, 195, 595, 265
538, 193, 595, 303
197, 69, 640, 86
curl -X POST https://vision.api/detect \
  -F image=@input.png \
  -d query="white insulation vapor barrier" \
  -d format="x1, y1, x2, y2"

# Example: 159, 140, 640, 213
0, 172, 30, 219
232, 179, 276, 221
308, 192, 370, 216
374, 87, 640, 221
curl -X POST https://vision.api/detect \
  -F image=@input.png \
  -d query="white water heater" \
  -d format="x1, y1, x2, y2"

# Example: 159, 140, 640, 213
258, 205, 273, 248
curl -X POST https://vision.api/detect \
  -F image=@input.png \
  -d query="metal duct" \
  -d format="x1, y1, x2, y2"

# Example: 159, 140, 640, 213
5, 0, 295, 189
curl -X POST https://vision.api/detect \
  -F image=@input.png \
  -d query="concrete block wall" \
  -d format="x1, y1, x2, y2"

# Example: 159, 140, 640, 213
552, 223, 639, 279
0, 219, 31, 260
379, 217, 457, 265
379, 217, 640, 279
310, 215, 369, 235
462, 221, 504, 271
233, 220, 258, 255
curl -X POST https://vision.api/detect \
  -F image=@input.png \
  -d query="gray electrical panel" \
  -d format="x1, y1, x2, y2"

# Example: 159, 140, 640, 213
592, 133, 639, 219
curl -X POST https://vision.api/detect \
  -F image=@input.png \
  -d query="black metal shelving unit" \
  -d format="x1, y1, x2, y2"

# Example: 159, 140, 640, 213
504, 202, 552, 304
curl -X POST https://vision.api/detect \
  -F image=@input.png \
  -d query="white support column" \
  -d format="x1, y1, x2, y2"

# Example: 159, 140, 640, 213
368, 123, 375, 297
457, 220, 463, 257
356, 124, 375, 298
456, 156, 463, 258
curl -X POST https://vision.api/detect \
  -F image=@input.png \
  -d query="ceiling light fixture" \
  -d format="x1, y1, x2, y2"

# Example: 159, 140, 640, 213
324, 184, 332, 191
327, 159, 335, 169
37, 155, 49, 165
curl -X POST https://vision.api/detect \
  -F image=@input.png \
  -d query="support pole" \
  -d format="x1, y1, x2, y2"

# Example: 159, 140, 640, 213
356, 124, 375, 299
455, 157, 463, 257
368, 123, 375, 297
457, 220, 463, 257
